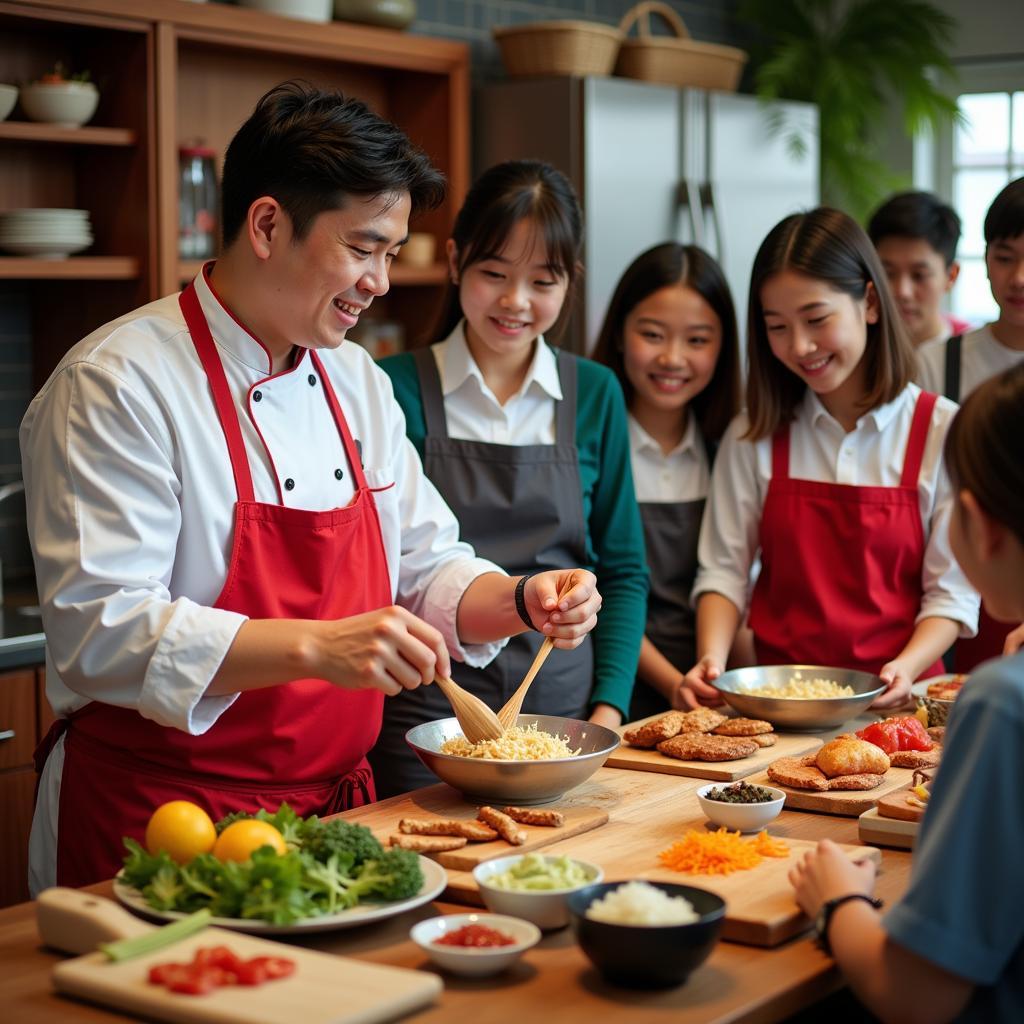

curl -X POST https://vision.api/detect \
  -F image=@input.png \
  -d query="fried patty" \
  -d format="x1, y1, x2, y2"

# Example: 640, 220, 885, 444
890, 747, 942, 769
677, 707, 729, 734
750, 732, 777, 747
656, 733, 758, 761
767, 755, 885, 791
713, 717, 774, 737
623, 710, 686, 748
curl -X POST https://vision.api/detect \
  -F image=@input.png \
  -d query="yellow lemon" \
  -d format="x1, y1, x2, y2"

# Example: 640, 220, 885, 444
212, 819, 287, 863
144, 800, 217, 864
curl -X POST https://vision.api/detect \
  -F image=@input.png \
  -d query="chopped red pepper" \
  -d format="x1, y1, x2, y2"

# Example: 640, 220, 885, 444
856, 716, 933, 754
434, 923, 516, 947
148, 946, 296, 996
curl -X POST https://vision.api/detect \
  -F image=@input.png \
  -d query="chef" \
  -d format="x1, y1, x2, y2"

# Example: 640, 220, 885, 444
20, 82, 601, 895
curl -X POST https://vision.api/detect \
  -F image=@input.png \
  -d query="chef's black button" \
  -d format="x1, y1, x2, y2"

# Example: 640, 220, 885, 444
308, 374, 317, 386
252, 390, 262, 402
284, 478, 295, 491
334, 468, 344, 480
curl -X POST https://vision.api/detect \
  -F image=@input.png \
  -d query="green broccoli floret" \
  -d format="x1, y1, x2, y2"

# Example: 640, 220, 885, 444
300, 818, 384, 868
343, 847, 424, 903
302, 851, 360, 914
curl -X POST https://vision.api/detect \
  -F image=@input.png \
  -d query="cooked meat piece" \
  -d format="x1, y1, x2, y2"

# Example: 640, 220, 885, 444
677, 707, 728, 734
500, 806, 565, 827
767, 756, 830, 791
825, 773, 885, 791
623, 711, 686, 748
816, 736, 890, 778
926, 726, 946, 744
389, 834, 468, 852
713, 717, 774, 737
398, 818, 498, 841
656, 733, 758, 761
477, 806, 527, 845
751, 733, 777, 747
890, 747, 942, 769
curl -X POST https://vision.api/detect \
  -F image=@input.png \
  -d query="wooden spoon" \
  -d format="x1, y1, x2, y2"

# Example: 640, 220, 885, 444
497, 575, 576, 730
433, 674, 504, 744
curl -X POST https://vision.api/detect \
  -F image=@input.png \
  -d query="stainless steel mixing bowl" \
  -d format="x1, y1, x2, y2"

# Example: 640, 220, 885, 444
404, 714, 620, 805
712, 665, 885, 731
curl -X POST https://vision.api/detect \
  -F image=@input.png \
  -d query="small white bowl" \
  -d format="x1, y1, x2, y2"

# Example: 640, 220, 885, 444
19, 82, 99, 127
0, 84, 17, 121
696, 782, 786, 833
473, 853, 603, 930
410, 912, 540, 977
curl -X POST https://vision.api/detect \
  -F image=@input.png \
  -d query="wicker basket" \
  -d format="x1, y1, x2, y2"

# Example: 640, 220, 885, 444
615, 1, 747, 92
493, 20, 623, 79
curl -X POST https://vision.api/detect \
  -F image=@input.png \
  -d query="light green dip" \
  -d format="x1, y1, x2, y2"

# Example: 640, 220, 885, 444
487, 853, 591, 891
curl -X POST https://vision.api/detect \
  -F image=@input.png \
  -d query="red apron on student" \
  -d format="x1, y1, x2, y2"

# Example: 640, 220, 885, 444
749, 391, 945, 679
35, 279, 391, 888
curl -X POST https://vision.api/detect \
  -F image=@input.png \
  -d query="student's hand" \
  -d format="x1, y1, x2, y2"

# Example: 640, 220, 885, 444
679, 656, 726, 709
524, 570, 601, 649
788, 839, 878, 919
311, 606, 450, 697
873, 660, 914, 709
1004, 622, 1024, 656
669, 675, 694, 711
588, 703, 622, 729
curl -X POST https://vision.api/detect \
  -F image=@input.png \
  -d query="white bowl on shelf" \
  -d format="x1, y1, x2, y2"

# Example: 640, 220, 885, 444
19, 82, 99, 127
239, 0, 332, 21
0, 85, 17, 121
0, 237, 92, 258
410, 913, 540, 978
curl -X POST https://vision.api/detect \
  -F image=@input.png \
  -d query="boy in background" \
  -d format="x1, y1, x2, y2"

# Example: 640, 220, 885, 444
868, 190, 969, 348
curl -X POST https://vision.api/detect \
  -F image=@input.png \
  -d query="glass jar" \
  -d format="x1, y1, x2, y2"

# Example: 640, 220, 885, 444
178, 143, 218, 260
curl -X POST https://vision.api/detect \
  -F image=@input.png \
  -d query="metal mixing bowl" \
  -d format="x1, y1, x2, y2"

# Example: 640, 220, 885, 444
712, 665, 885, 731
404, 714, 620, 805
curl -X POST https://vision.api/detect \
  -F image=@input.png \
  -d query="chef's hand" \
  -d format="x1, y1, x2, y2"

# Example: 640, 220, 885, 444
312, 606, 450, 697
679, 656, 726, 709
873, 660, 914, 709
1004, 622, 1024, 656
589, 703, 622, 729
523, 570, 601, 649
788, 839, 877, 919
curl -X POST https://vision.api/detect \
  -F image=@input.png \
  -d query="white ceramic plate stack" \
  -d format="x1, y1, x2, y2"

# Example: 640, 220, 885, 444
0, 208, 94, 258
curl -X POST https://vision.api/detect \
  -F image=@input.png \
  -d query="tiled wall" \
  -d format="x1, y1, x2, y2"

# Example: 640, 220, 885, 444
411, 0, 745, 79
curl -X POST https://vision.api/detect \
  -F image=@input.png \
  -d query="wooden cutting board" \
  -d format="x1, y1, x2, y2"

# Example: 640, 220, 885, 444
341, 787, 608, 871
44, 890, 441, 1024
745, 765, 921, 817
858, 807, 917, 850
443, 815, 879, 948
608, 715, 823, 781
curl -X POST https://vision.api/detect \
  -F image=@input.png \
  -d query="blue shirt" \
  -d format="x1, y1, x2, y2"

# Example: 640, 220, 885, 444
884, 651, 1024, 1021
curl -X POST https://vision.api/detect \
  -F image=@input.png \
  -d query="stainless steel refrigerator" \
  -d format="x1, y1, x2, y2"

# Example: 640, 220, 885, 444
475, 77, 819, 353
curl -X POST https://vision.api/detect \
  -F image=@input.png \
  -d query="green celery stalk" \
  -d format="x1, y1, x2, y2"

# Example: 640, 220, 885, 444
100, 908, 212, 962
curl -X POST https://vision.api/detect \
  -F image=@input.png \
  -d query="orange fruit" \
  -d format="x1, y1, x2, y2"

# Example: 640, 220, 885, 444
144, 800, 217, 864
212, 819, 287, 863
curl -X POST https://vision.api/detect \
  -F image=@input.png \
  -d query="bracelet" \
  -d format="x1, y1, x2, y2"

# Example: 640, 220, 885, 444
514, 572, 540, 631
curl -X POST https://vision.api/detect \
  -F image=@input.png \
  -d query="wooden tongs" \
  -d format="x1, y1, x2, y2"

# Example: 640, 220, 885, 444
433, 674, 504, 744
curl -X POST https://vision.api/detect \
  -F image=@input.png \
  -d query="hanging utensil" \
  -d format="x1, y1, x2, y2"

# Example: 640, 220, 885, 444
433, 674, 505, 744
497, 575, 577, 730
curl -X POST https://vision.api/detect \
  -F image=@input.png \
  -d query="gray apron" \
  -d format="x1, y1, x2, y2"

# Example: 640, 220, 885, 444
628, 496, 705, 722
369, 345, 593, 797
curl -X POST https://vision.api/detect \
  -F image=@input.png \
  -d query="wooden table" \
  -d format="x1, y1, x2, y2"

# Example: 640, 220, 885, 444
0, 766, 912, 1024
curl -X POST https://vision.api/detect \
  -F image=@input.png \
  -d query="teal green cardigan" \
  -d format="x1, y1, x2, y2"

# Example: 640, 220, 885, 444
380, 347, 648, 718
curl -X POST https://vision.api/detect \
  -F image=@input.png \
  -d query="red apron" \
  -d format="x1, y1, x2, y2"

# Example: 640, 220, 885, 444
37, 279, 392, 888
748, 391, 944, 679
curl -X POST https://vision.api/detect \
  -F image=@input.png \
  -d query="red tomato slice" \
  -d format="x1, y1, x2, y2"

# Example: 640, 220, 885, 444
247, 956, 296, 980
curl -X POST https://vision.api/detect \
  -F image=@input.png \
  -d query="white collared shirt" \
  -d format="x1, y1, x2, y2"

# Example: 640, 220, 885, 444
627, 412, 709, 503
694, 384, 979, 634
918, 324, 1024, 400
431, 321, 562, 444
20, 270, 506, 733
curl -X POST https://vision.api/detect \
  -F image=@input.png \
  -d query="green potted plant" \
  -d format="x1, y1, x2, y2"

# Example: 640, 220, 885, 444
739, 0, 961, 219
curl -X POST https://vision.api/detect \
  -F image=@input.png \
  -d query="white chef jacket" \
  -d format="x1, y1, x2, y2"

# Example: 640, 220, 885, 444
627, 413, 709, 504
693, 384, 979, 635
431, 321, 561, 443
918, 324, 1024, 400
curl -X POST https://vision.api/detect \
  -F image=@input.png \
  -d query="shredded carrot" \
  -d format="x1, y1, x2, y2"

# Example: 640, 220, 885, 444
658, 828, 790, 876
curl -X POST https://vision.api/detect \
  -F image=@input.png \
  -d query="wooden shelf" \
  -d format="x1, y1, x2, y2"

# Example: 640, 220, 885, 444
0, 256, 139, 279
0, 121, 137, 146
179, 261, 448, 286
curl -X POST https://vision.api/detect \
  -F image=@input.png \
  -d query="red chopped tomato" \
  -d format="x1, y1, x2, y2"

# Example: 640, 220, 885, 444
194, 945, 244, 974
149, 947, 296, 995
246, 956, 296, 980
856, 716, 933, 754
434, 923, 516, 947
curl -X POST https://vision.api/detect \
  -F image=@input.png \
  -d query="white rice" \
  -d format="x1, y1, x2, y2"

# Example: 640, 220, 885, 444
585, 881, 698, 926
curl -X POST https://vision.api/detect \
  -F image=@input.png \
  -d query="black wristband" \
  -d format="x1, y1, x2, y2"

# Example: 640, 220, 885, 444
815, 893, 883, 957
514, 572, 540, 631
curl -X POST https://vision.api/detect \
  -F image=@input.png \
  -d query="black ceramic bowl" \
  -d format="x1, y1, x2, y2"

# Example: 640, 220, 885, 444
567, 882, 726, 989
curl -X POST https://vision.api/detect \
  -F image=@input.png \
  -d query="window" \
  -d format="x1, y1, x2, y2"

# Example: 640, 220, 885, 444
950, 90, 1024, 324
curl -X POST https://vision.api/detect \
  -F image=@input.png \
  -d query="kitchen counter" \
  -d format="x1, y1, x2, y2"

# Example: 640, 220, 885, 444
0, 764, 912, 1023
